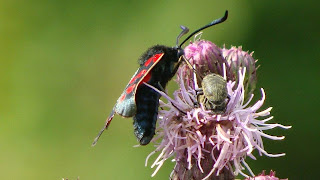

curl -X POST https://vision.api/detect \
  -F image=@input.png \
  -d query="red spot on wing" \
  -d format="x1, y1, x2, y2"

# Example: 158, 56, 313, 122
119, 94, 126, 103
125, 53, 164, 98
137, 69, 147, 78
144, 53, 163, 67
143, 73, 151, 83
153, 53, 162, 63
129, 77, 136, 84
126, 84, 136, 94
129, 69, 147, 85
138, 72, 151, 86
144, 57, 153, 67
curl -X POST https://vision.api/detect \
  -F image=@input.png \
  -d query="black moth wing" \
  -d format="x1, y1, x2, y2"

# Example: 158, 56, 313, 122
132, 45, 183, 145
138, 45, 182, 88
114, 52, 165, 117
92, 51, 165, 146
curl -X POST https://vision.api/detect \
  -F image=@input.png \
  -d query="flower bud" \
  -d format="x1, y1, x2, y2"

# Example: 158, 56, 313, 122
245, 170, 288, 180
222, 46, 257, 97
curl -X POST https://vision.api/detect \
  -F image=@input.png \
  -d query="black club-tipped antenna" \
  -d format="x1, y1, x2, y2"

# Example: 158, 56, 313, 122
178, 10, 228, 48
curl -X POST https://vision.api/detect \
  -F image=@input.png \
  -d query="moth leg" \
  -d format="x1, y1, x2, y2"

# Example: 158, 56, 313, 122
172, 57, 184, 75
181, 55, 204, 79
92, 109, 115, 146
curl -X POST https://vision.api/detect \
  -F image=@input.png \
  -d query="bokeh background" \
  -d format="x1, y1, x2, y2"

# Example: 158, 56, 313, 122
0, 0, 318, 179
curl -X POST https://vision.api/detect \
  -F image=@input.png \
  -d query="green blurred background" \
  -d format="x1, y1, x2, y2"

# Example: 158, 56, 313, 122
0, 0, 318, 179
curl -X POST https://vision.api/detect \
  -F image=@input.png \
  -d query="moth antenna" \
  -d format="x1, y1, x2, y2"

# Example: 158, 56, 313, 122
175, 25, 189, 48
92, 110, 115, 146
179, 10, 228, 48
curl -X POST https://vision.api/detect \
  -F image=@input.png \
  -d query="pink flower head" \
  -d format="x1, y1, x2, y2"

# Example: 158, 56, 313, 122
245, 170, 288, 180
144, 40, 291, 179
223, 46, 258, 97
178, 40, 234, 89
